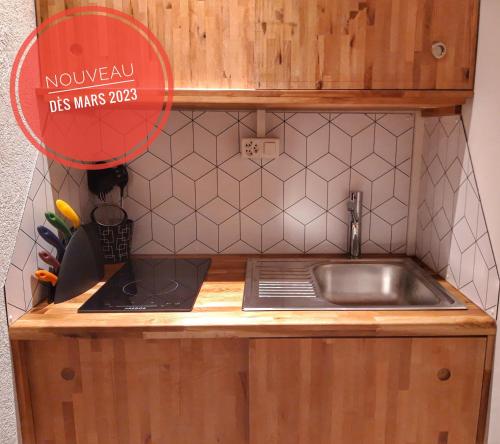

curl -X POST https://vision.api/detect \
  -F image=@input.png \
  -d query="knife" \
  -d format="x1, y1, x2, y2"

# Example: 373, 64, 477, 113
37, 226, 65, 260
34, 269, 58, 286
45, 211, 72, 240
55, 199, 81, 229
38, 250, 60, 271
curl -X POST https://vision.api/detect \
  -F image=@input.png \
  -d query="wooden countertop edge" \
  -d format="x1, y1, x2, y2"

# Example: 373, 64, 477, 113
171, 89, 473, 110
9, 324, 496, 341
9, 255, 496, 340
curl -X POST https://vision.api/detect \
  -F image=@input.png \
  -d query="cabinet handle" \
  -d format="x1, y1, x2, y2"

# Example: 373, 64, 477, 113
61, 368, 75, 381
437, 368, 451, 381
431, 42, 447, 60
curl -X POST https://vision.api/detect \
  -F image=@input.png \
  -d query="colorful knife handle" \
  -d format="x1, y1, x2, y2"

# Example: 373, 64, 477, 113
38, 250, 60, 270
34, 269, 58, 286
37, 226, 65, 260
55, 199, 81, 229
45, 211, 72, 240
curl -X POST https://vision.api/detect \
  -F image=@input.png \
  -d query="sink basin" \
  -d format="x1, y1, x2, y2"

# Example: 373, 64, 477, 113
313, 263, 447, 307
242, 258, 465, 311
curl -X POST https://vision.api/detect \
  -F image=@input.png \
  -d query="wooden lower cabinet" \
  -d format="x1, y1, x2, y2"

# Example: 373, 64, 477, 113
13, 336, 489, 444
13, 338, 249, 444
249, 337, 487, 444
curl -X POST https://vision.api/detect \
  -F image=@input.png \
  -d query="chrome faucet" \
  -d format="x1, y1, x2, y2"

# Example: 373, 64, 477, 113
347, 191, 362, 258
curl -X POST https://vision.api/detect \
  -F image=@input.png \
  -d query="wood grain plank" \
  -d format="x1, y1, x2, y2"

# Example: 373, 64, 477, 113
255, 0, 479, 90
422, 105, 462, 117
36, 0, 256, 89
10, 342, 36, 444
14, 335, 491, 443
250, 337, 487, 444
476, 335, 496, 444
16, 338, 249, 444
34, 0, 476, 108
36, 0, 480, 91
9, 255, 495, 340
172, 89, 472, 110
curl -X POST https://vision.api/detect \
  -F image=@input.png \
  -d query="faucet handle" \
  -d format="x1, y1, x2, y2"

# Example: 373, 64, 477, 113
347, 191, 362, 219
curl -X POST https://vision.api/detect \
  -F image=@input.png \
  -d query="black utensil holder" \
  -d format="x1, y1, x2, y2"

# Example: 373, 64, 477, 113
53, 223, 104, 304
94, 218, 133, 264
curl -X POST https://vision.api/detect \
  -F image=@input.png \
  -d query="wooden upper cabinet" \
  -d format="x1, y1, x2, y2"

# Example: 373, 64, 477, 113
255, 0, 479, 90
36, 0, 478, 107
149, 0, 255, 89
36, 0, 256, 89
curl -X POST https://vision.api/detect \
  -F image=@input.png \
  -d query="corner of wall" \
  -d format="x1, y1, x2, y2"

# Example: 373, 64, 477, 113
415, 114, 499, 319
4, 155, 90, 324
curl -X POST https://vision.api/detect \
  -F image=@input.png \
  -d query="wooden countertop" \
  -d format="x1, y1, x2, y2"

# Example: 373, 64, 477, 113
9, 255, 496, 340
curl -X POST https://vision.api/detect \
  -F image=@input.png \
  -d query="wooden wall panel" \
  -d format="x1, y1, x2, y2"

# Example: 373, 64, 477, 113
255, 0, 479, 90
36, 0, 256, 89
16, 338, 249, 444
250, 337, 486, 444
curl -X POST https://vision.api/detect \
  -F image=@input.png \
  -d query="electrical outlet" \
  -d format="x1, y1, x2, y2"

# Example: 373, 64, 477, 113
241, 138, 279, 159
242, 139, 260, 158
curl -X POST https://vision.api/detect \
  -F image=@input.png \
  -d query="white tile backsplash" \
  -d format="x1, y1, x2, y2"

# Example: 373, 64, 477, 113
416, 116, 500, 318
5, 111, 432, 324
13, 112, 495, 322
126, 111, 415, 255
4, 155, 89, 323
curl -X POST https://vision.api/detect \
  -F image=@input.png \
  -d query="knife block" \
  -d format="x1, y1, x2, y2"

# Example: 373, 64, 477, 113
54, 223, 104, 304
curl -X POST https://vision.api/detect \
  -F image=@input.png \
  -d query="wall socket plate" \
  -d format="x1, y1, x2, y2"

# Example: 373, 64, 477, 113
241, 138, 280, 159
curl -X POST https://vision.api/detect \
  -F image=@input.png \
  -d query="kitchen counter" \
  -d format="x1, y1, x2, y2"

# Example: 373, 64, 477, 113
9, 255, 496, 340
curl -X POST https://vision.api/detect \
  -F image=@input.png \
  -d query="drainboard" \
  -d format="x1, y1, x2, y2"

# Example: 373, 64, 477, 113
257, 261, 316, 298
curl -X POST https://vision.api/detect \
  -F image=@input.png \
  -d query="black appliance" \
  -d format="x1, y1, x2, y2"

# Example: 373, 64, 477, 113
78, 258, 211, 313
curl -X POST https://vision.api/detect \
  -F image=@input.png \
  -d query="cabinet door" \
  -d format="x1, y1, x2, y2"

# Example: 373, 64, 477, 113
36, 0, 256, 89
255, 0, 479, 90
250, 337, 486, 444
16, 338, 249, 444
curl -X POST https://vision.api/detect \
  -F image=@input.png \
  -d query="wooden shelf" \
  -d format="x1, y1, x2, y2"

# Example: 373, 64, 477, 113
35, 87, 472, 112
172, 89, 473, 110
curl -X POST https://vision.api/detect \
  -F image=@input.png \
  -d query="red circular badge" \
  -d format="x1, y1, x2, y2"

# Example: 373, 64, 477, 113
10, 6, 173, 169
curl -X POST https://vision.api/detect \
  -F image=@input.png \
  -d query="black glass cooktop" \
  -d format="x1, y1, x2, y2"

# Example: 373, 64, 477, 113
78, 258, 211, 313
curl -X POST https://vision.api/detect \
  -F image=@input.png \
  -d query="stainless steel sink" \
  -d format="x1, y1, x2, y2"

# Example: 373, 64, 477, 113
242, 258, 465, 311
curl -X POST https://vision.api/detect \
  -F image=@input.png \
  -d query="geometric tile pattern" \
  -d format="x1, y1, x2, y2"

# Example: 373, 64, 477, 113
6, 111, 416, 325
4, 154, 89, 324
121, 111, 415, 256
416, 115, 499, 319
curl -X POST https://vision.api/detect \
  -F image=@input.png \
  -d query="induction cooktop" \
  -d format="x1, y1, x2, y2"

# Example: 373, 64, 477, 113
78, 258, 211, 313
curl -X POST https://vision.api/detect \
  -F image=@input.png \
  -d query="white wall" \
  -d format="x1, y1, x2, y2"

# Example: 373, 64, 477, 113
0, 0, 37, 442
462, 0, 500, 442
